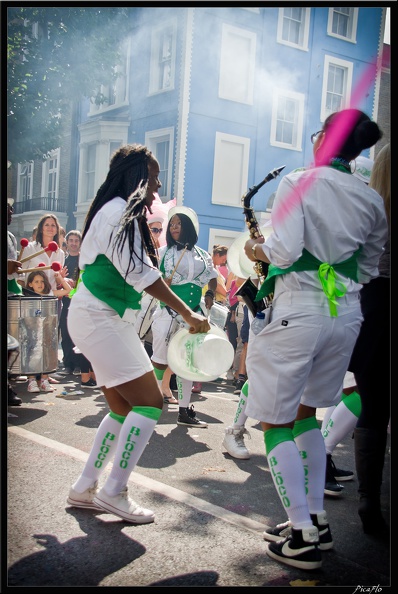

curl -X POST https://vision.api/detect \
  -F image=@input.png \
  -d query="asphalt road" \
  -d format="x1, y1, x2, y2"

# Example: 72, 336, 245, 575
6, 368, 391, 589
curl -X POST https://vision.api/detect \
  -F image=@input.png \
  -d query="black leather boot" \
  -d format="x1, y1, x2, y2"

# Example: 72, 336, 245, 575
354, 427, 389, 538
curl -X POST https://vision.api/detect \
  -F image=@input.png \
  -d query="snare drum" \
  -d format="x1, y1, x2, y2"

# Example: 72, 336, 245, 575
7, 295, 58, 375
199, 298, 229, 330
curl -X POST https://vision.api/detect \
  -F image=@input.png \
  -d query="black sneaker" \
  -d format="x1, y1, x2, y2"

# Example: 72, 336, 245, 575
8, 386, 22, 406
263, 512, 333, 551
81, 378, 98, 389
324, 454, 344, 497
266, 526, 322, 570
58, 367, 72, 376
327, 453, 354, 481
233, 379, 246, 395
177, 405, 207, 427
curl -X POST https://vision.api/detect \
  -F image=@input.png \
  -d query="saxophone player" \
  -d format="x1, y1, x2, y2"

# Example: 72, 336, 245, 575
241, 109, 387, 570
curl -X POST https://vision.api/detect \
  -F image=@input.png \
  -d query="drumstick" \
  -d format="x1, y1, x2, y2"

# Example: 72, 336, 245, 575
18, 261, 62, 274
168, 244, 188, 283
19, 238, 29, 260
19, 240, 58, 263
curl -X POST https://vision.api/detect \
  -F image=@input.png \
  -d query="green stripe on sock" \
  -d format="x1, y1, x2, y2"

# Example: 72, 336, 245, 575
132, 406, 162, 421
292, 416, 319, 438
241, 380, 249, 397
341, 391, 362, 418
264, 427, 294, 456
109, 411, 126, 424
153, 367, 165, 381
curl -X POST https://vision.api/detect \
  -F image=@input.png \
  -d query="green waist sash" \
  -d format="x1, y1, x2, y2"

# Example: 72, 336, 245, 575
80, 254, 142, 318
256, 247, 361, 317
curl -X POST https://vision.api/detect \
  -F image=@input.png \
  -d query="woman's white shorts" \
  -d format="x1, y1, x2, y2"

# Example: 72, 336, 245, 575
67, 284, 153, 389
245, 297, 362, 425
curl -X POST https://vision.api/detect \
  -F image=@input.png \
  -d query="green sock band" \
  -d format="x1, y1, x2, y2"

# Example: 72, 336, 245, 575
109, 411, 126, 424
292, 415, 319, 438
264, 427, 294, 456
341, 391, 361, 417
132, 405, 162, 421
241, 380, 249, 397
153, 367, 165, 381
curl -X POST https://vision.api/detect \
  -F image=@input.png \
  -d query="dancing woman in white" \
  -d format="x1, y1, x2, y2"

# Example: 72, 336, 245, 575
66, 144, 209, 523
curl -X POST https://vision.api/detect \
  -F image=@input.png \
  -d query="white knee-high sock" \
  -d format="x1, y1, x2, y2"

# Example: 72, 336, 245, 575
293, 419, 326, 515
323, 395, 360, 455
321, 405, 336, 435
265, 428, 312, 529
232, 379, 249, 428
176, 376, 193, 408
102, 408, 160, 497
72, 412, 125, 493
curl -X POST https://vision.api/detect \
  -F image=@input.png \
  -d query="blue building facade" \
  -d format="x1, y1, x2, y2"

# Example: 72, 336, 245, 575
10, 6, 386, 254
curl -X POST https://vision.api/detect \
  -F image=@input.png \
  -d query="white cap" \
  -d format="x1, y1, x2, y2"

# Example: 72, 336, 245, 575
352, 156, 374, 184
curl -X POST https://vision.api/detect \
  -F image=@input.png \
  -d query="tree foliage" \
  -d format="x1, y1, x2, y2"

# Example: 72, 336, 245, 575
7, 6, 131, 165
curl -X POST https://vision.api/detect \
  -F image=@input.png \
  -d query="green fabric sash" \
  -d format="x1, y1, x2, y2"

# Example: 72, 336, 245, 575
8, 279, 23, 295
256, 247, 360, 317
81, 254, 142, 318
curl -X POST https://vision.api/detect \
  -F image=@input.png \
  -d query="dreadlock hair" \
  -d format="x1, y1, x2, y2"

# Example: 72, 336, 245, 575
82, 144, 159, 275
166, 213, 198, 251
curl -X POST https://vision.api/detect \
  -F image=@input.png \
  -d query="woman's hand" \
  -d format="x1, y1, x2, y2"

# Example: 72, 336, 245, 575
183, 311, 211, 334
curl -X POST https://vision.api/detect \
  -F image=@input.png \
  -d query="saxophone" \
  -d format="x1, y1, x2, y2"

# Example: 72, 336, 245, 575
235, 165, 285, 317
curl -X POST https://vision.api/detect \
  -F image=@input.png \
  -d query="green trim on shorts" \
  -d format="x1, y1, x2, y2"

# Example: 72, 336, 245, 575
341, 391, 362, 418
264, 427, 294, 456
132, 406, 162, 421
109, 411, 126, 424
241, 380, 249, 397
153, 367, 165, 381
292, 416, 319, 438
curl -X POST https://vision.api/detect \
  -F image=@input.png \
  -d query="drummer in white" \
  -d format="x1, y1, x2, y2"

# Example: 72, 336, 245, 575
151, 206, 218, 427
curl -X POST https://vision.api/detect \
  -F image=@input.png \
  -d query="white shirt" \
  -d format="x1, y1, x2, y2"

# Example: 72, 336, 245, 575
21, 240, 65, 291
259, 166, 388, 300
78, 196, 161, 295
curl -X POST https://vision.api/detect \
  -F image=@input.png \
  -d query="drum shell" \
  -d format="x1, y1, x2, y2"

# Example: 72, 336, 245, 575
200, 298, 229, 330
7, 295, 58, 375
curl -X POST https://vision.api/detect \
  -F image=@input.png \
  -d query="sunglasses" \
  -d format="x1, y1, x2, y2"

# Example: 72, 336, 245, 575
150, 227, 163, 234
311, 130, 323, 144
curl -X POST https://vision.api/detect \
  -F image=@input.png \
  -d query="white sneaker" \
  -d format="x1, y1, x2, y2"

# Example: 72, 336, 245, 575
222, 426, 251, 459
40, 379, 54, 392
93, 487, 155, 524
28, 379, 40, 393
67, 481, 100, 509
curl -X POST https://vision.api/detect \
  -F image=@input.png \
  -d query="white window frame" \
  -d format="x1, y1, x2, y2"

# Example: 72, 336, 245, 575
277, 7, 310, 51
145, 128, 174, 202
77, 120, 129, 209
219, 24, 256, 105
211, 132, 250, 207
208, 228, 242, 255
88, 42, 130, 116
327, 7, 358, 43
321, 56, 353, 123
270, 90, 305, 151
17, 162, 34, 201
41, 148, 60, 199
148, 20, 177, 95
